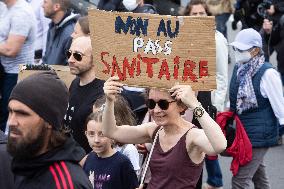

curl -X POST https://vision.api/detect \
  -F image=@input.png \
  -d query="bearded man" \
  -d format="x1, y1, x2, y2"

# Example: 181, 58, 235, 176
7, 71, 92, 189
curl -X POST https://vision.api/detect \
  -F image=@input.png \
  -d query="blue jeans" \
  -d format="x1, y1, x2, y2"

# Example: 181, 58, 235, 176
280, 124, 284, 136
215, 13, 231, 39
0, 73, 18, 132
278, 73, 284, 137
205, 158, 223, 187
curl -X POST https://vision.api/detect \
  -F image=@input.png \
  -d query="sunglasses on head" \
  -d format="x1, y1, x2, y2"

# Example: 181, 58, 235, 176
66, 50, 86, 61
147, 99, 175, 110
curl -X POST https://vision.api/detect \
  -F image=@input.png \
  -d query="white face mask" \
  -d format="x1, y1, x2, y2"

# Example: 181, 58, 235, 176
123, 0, 139, 11
234, 50, 252, 64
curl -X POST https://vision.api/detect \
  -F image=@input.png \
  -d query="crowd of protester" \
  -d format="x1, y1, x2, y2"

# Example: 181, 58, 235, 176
0, 0, 284, 189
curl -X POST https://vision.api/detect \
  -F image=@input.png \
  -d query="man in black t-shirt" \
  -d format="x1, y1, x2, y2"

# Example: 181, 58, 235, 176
65, 36, 104, 153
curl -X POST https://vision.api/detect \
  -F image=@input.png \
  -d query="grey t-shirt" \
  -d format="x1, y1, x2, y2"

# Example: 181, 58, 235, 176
0, 2, 7, 19
0, 0, 36, 73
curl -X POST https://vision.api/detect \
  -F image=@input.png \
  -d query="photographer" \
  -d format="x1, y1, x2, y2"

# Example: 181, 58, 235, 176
232, 0, 264, 31
262, 1, 284, 141
232, 0, 283, 30
262, 0, 284, 84
264, 0, 284, 21
259, 0, 284, 61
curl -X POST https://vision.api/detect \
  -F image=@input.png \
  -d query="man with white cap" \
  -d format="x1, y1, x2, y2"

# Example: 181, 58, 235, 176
229, 28, 284, 189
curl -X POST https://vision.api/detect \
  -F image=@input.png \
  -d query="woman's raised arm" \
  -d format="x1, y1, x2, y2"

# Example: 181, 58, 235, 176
102, 77, 157, 144
170, 84, 227, 154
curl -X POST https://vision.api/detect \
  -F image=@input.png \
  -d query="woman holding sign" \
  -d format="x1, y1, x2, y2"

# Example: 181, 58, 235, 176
101, 76, 227, 189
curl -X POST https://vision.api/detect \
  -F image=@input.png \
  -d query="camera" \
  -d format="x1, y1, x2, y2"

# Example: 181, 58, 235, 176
257, 0, 273, 18
261, 0, 273, 9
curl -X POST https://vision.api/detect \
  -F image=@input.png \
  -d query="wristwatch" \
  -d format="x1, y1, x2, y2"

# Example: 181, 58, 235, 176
193, 105, 204, 118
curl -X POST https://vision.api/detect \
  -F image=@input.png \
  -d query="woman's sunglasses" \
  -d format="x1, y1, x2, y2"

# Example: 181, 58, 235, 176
66, 50, 86, 61
147, 99, 175, 110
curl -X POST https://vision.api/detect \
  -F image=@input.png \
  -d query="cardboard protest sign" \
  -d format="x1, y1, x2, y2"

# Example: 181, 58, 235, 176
88, 9, 216, 90
18, 64, 75, 88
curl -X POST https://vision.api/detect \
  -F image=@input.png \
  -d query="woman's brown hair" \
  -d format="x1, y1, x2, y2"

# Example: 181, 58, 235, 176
181, 0, 211, 16
78, 16, 90, 35
85, 95, 136, 130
